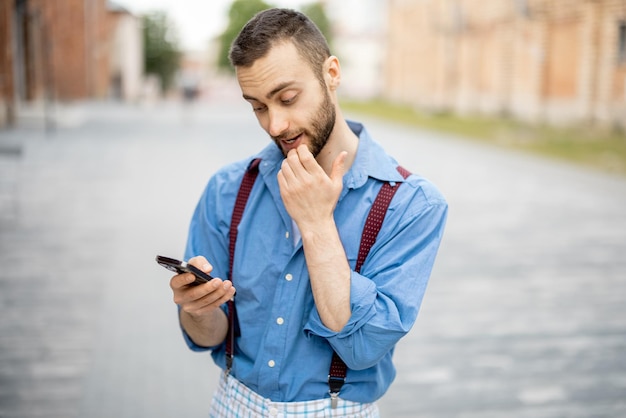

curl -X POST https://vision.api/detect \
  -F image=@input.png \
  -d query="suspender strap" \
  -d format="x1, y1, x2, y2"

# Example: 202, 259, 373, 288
225, 158, 261, 373
328, 166, 411, 402
355, 165, 412, 272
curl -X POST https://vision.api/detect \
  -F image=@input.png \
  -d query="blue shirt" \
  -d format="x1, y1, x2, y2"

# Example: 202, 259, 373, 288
183, 121, 448, 403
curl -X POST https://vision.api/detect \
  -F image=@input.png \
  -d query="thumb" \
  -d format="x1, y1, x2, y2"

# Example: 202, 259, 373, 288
330, 151, 348, 183
188, 255, 211, 272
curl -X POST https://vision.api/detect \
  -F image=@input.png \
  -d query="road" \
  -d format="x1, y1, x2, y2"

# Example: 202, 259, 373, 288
1, 98, 625, 417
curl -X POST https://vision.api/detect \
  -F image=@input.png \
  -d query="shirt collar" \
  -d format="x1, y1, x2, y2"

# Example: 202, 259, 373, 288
345, 120, 404, 189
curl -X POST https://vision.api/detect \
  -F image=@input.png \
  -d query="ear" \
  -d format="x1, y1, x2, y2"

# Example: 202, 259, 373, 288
324, 55, 341, 91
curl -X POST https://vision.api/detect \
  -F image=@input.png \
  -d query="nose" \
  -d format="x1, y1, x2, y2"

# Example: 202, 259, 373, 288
267, 107, 289, 138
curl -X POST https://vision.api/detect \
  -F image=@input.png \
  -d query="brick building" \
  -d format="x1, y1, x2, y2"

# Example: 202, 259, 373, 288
385, 0, 626, 129
0, 0, 142, 127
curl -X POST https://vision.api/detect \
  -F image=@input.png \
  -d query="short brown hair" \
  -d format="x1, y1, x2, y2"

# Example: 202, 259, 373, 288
229, 8, 331, 83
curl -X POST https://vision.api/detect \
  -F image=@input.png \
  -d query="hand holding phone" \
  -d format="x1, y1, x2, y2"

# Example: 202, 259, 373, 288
155, 255, 214, 286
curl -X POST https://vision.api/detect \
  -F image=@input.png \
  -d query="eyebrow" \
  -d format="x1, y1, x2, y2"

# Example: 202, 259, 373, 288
242, 81, 296, 102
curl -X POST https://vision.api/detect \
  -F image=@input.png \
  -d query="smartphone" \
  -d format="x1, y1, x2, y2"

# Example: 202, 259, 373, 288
155, 255, 214, 286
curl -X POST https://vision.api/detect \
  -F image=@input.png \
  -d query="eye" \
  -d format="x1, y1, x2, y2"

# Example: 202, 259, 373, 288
252, 105, 267, 114
281, 94, 297, 105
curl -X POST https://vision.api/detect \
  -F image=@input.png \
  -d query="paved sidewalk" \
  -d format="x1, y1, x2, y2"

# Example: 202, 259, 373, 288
1, 100, 625, 417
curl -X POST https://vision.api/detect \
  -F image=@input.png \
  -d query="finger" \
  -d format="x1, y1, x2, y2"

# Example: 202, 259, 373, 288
330, 151, 347, 183
173, 278, 221, 306
213, 280, 236, 304
276, 169, 287, 195
279, 156, 297, 186
170, 272, 196, 290
183, 281, 236, 313
296, 144, 322, 174
188, 255, 212, 273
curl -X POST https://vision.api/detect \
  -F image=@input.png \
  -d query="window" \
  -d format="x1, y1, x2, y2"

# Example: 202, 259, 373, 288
619, 20, 626, 64
514, 0, 530, 18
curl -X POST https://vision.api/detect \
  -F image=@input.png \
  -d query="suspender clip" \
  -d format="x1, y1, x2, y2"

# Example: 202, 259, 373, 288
225, 355, 233, 376
328, 375, 345, 409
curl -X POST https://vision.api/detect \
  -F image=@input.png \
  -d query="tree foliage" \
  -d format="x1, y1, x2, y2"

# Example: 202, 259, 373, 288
143, 11, 181, 93
301, 2, 333, 50
216, 1, 334, 73
217, 0, 272, 72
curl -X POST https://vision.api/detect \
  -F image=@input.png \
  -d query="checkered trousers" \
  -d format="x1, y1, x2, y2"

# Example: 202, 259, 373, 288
209, 373, 380, 418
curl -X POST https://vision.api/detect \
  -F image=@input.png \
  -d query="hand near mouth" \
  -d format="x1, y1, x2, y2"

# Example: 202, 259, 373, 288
277, 144, 347, 231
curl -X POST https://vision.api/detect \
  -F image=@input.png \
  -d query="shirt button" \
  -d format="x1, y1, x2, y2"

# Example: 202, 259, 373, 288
269, 408, 278, 416
285, 231, 290, 239
276, 317, 284, 325
268, 360, 276, 368
285, 274, 293, 281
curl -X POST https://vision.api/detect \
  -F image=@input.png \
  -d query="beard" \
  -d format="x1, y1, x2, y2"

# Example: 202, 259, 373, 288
272, 87, 336, 158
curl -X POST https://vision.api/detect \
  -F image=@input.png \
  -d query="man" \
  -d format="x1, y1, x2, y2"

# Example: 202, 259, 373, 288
170, 8, 447, 417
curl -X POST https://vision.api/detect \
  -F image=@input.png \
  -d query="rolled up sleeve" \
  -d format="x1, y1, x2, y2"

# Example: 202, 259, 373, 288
304, 195, 448, 370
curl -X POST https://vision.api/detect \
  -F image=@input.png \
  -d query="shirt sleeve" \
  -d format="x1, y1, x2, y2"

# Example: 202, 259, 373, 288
303, 185, 448, 370
178, 169, 238, 353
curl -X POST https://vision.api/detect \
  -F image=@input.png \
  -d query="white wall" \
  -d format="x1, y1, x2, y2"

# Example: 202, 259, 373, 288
111, 13, 143, 102
327, 0, 388, 99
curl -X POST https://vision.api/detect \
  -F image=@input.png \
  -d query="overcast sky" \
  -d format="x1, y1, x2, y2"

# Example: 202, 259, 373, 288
115, 0, 311, 51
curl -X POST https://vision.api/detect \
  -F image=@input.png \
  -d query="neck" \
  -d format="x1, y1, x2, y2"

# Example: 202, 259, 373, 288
316, 110, 359, 175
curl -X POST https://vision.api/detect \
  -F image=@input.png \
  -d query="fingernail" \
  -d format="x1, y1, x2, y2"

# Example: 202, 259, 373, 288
202, 263, 210, 271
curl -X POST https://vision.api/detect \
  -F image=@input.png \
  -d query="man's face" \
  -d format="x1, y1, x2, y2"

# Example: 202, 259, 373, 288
236, 41, 336, 157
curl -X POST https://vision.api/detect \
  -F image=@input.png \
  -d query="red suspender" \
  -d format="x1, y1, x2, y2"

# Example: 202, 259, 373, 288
328, 165, 410, 405
355, 165, 412, 273
225, 158, 260, 373
225, 158, 411, 403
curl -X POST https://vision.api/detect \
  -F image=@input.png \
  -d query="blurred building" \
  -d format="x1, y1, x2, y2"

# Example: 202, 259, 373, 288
176, 50, 208, 102
385, 0, 626, 129
0, 0, 143, 128
108, 1, 143, 102
326, 0, 388, 99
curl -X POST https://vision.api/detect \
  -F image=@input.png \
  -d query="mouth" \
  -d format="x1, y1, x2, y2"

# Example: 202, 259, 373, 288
278, 133, 304, 151
283, 133, 302, 144
272, 131, 306, 156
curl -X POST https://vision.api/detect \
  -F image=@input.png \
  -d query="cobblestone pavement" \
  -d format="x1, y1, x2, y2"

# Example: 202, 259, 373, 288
1, 99, 625, 418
